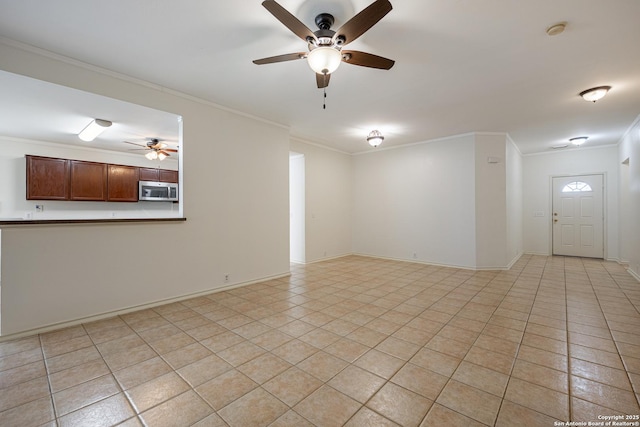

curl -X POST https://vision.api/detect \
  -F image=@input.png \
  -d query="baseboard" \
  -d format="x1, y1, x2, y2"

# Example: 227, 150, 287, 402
351, 252, 525, 271
0, 271, 291, 342
627, 267, 640, 283
352, 252, 485, 271
298, 252, 354, 265
505, 252, 524, 269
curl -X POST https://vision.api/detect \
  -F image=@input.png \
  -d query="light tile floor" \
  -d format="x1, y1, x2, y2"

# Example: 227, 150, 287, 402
1, 254, 640, 426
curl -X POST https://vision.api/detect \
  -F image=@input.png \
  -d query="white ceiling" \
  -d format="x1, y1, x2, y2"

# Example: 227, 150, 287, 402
0, 0, 639, 155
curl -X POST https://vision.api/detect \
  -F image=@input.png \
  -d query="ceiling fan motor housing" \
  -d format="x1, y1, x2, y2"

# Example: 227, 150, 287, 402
315, 13, 334, 30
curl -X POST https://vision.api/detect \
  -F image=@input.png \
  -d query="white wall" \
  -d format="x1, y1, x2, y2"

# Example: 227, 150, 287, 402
522, 145, 619, 259
352, 135, 478, 268
0, 42, 290, 336
506, 138, 524, 264
0, 136, 179, 220
289, 139, 352, 263
618, 116, 640, 279
474, 134, 508, 268
289, 152, 305, 263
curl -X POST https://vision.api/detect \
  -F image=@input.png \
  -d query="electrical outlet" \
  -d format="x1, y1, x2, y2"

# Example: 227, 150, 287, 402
35, 204, 44, 212
413, 252, 417, 259
224, 274, 229, 282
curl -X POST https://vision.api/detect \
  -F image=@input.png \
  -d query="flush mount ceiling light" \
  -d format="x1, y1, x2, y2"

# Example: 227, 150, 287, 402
78, 118, 112, 142
570, 136, 589, 146
546, 22, 566, 36
367, 130, 384, 147
579, 86, 611, 102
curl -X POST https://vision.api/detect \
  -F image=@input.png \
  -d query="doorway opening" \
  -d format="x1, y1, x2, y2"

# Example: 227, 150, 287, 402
289, 152, 305, 263
552, 174, 604, 258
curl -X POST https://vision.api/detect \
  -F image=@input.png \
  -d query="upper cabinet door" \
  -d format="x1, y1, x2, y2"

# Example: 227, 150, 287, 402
107, 165, 139, 202
26, 155, 70, 200
70, 160, 107, 201
139, 167, 159, 182
159, 169, 178, 183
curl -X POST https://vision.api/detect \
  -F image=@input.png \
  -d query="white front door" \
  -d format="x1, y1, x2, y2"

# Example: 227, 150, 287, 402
552, 174, 604, 258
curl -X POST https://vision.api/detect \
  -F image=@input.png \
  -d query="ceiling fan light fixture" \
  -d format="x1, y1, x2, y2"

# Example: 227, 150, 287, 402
157, 152, 167, 161
367, 130, 384, 147
145, 151, 158, 160
569, 136, 588, 146
78, 118, 112, 142
579, 86, 611, 102
307, 46, 342, 75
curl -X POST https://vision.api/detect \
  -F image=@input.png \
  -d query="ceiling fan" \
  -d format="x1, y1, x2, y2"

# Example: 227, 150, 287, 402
123, 138, 178, 160
253, 0, 395, 89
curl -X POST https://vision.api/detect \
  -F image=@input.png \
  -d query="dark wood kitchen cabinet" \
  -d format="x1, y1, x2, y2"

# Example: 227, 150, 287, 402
140, 167, 178, 183
138, 167, 159, 182
69, 160, 107, 201
26, 155, 178, 202
107, 165, 139, 202
159, 169, 178, 183
26, 155, 70, 200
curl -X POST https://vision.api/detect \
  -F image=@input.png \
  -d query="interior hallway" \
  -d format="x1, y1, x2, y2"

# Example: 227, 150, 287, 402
1, 254, 639, 426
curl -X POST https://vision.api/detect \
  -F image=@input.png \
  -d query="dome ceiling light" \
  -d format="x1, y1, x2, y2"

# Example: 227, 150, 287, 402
579, 86, 611, 102
367, 130, 384, 147
569, 136, 588, 146
546, 22, 566, 36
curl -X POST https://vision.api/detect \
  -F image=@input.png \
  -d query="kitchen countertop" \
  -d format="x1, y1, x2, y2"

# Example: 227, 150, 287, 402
0, 217, 187, 226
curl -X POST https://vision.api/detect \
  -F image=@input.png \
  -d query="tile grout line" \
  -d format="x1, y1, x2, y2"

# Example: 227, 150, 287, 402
38, 333, 58, 426
581, 258, 639, 408
340, 268, 472, 426
565, 257, 574, 422
485, 255, 548, 426
412, 263, 532, 426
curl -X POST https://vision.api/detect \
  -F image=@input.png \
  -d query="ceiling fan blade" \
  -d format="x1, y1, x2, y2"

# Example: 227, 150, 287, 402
334, 0, 392, 45
261, 0, 316, 43
122, 141, 147, 148
342, 50, 395, 69
163, 148, 179, 153
316, 73, 331, 88
159, 150, 171, 157
253, 52, 307, 65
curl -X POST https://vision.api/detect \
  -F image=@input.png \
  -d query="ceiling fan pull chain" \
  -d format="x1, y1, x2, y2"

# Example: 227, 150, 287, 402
323, 86, 327, 109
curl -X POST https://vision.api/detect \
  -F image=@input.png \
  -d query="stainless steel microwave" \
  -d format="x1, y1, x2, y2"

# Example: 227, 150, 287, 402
139, 180, 178, 202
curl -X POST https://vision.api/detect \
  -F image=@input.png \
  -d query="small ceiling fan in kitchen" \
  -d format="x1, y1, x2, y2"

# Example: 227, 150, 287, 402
123, 138, 178, 161
253, 0, 395, 90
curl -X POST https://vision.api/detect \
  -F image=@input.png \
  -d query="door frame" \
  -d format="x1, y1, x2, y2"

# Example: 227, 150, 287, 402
549, 172, 607, 258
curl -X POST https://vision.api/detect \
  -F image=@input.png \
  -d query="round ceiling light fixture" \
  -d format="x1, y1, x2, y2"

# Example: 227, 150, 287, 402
579, 86, 611, 102
569, 136, 589, 146
546, 22, 566, 36
367, 130, 384, 147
